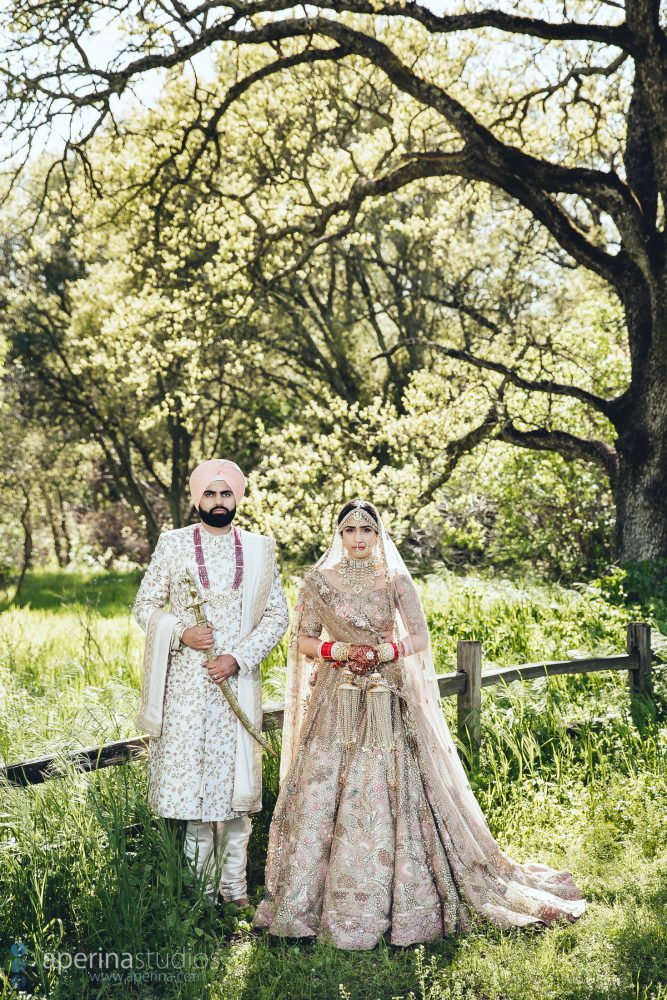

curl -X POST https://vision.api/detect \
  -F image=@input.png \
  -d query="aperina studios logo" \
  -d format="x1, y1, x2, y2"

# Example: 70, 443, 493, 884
6, 943, 216, 988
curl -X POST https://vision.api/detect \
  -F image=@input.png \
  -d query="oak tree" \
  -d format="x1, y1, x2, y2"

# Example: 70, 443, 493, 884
2, 1, 663, 560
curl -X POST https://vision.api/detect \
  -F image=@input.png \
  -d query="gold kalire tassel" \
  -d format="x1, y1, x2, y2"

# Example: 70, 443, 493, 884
337, 669, 361, 748
364, 671, 395, 751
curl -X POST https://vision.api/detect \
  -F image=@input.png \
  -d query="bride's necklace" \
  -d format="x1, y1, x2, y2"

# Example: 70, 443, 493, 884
337, 552, 380, 595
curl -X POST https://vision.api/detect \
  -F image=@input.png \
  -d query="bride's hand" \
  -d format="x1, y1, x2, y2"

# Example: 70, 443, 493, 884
349, 644, 379, 669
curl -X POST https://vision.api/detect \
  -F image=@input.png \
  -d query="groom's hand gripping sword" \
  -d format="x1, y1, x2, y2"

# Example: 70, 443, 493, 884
186, 572, 278, 758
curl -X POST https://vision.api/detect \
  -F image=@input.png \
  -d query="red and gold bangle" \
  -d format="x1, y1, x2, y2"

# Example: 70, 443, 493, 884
376, 641, 405, 663
319, 641, 351, 661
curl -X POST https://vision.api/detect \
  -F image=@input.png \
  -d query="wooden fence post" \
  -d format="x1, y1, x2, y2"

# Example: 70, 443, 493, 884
457, 640, 482, 752
626, 621, 653, 698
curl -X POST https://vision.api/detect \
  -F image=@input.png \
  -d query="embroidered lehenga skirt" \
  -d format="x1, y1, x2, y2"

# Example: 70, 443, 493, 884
254, 570, 586, 950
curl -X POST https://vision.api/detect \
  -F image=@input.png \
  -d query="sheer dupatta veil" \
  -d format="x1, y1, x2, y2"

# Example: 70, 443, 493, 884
279, 500, 586, 929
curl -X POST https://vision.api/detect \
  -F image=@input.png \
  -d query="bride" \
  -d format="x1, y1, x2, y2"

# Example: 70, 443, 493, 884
254, 499, 586, 949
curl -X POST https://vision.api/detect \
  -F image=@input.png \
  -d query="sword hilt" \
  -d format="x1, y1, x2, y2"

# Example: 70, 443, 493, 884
187, 573, 216, 662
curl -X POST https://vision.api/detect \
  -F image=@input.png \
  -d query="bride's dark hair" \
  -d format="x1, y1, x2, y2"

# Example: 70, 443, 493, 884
337, 500, 379, 527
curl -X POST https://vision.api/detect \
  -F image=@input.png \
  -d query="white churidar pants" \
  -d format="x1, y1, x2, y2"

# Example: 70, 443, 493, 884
184, 817, 252, 903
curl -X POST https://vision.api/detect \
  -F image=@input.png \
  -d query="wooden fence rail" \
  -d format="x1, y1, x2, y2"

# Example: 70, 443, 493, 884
3, 621, 655, 789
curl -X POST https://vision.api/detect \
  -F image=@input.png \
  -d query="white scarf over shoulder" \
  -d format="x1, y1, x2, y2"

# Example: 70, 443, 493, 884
135, 531, 275, 813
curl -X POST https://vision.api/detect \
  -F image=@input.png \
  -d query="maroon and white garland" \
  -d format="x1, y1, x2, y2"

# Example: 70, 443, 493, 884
193, 524, 244, 591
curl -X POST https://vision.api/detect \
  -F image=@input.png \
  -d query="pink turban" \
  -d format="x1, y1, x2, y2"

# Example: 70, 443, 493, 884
189, 459, 246, 508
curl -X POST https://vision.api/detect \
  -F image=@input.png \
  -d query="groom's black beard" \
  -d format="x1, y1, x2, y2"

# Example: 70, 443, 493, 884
198, 505, 236, 528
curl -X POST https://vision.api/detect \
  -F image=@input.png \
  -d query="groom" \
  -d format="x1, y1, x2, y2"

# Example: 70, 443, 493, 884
133, 459, 289, 906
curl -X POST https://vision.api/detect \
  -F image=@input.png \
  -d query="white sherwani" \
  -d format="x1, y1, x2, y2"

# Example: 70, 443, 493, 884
133, 523, 289, 823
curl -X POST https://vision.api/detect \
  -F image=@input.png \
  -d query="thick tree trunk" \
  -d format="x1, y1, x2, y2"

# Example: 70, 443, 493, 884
612, 261, 667, 562
611, 18, 667, 561
614, 445, 667, 561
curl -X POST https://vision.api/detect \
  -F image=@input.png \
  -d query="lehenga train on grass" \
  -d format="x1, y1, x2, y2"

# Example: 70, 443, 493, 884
254, 499, 586, 950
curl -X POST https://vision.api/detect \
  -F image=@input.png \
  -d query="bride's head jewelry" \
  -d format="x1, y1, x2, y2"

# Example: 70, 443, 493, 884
337, 498, 379, 533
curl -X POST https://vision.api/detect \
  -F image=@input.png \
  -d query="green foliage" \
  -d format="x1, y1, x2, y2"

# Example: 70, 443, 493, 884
481, 451, 615, 580
0, 48, 630, 575
597, 560, 667, 629
424, 447, 616, 582
420, 570, 635, 674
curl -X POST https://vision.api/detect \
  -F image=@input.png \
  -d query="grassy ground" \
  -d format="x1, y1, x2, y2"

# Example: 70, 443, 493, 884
0, 568, 666, 999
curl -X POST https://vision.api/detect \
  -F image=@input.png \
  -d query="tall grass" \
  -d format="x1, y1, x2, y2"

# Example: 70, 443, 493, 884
1, 568, 665, 999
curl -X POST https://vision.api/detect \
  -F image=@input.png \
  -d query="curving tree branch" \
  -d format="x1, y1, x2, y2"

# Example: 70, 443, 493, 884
372, 336, 615, 420
497, 421, 619, 485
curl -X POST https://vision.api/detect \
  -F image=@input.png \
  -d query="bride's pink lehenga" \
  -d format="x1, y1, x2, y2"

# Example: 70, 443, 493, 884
254, 505, 586, 950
